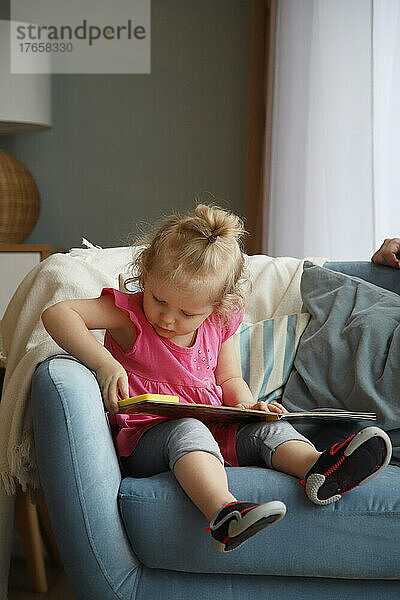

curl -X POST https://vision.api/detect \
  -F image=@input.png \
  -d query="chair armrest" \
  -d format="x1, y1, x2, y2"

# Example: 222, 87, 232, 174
324, 261, 400, 296
31, 356, 140, 600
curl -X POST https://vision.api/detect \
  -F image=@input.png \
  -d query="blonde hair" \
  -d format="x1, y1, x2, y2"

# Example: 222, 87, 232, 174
126, 204, 249, 318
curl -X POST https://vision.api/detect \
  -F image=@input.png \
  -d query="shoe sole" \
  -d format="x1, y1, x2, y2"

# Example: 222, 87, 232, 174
343, 426, 392, 485
306, 427, 392, 506
211, 500, 286, 553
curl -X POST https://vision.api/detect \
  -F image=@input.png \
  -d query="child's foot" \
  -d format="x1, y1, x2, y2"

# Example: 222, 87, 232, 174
303, 426, 392, 506
207, 500, 286, 553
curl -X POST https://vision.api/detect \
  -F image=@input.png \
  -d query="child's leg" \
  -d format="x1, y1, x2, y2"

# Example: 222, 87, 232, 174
236, 420, 318, 478
236, 421, 392, 506
172, 426, 286, 553
173, 450, 236, 521
123, 417, 286, 552
271, 440, 321, 478
122, 417, 236, 520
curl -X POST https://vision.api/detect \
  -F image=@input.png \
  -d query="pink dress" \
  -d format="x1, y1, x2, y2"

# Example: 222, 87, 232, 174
102, 289, 244, 466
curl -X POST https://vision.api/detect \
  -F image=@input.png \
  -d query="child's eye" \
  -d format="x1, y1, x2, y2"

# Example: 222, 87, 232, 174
182, 312, 195, 318
153, 295, 165, 305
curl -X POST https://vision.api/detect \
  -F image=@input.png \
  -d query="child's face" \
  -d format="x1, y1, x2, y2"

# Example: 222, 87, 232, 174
143, 271, 214, 343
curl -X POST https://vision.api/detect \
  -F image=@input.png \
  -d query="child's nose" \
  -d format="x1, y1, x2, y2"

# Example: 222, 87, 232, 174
160, 311, 175, 325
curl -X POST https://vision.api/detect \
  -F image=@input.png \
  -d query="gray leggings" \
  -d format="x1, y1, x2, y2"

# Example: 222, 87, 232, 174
121, 417, 314, 477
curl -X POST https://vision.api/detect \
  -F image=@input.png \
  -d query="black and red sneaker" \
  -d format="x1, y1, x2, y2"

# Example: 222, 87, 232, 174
303, 426, 392, 506
207, 500, 286, 553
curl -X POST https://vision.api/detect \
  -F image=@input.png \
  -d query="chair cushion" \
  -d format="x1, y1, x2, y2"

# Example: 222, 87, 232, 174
283, 262, 400, 466
119, 465, 400, 578
233, 313, 310, 403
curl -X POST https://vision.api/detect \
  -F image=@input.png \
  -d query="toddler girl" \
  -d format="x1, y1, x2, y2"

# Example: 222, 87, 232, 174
42, 204, 391, 553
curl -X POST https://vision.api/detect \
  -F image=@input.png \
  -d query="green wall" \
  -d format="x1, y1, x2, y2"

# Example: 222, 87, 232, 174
2, 1, 250, 249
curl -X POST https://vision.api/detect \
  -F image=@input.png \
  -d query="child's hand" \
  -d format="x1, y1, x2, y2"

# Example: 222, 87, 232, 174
251, 400, 288, 414
96, 358, 129, 414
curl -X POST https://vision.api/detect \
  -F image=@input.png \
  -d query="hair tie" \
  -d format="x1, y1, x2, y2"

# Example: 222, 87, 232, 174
208, 235, 218, 244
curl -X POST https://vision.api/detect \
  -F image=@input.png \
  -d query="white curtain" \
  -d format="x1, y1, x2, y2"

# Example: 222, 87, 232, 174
373, 0, 400, 250
268, 0, 400, 261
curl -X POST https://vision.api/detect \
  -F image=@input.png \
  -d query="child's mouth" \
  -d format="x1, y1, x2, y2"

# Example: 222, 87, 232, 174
155, 324, 174, 334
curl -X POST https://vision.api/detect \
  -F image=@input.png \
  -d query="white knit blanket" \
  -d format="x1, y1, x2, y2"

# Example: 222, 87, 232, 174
0, 246, 326, 595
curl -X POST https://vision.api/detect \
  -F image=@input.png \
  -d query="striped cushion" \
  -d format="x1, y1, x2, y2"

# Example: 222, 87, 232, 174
233, 313, 310, 402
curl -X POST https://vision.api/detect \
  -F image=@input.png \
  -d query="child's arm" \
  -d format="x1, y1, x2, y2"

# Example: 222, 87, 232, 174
41, 295, 134, 413
215, 337, 287, 414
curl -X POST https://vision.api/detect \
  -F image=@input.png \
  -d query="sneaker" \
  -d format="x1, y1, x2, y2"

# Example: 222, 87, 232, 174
303, 426, 392, 506
207, 500, 286, 553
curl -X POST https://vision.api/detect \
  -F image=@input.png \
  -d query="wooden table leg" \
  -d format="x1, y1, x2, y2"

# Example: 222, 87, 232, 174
15, 486, 48, 594
37, 492, 63, 568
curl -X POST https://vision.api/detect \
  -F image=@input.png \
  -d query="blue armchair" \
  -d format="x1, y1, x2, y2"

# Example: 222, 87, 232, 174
31, 261, 400, 600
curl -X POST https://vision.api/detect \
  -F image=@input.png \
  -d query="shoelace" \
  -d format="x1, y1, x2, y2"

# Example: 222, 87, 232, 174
325, 454, 346, 476
300, 454, 346, 487
329, 434, 355, 456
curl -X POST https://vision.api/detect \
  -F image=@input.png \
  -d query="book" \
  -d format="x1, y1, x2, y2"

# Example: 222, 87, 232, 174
117, 394, 376, 424
118, 394, 179, 409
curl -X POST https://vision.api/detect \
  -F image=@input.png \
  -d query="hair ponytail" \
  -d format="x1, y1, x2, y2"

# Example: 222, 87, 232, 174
126, 203, 250, 318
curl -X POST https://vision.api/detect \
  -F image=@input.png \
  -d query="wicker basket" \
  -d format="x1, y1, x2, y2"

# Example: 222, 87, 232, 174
0, 150, 40, 244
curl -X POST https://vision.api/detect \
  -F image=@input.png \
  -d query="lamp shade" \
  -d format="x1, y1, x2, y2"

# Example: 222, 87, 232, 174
0, 19, 51, 133
0, 20, 51, 243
